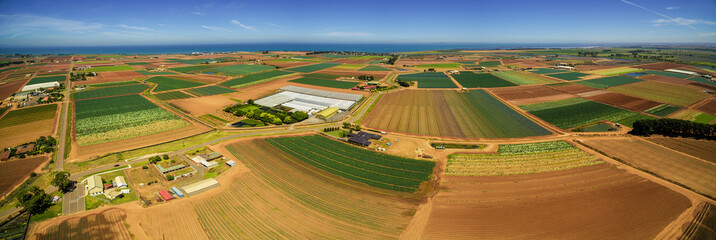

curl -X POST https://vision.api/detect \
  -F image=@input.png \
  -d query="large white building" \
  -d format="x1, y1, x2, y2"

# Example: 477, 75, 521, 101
86, 175, 104, 196
21, 82, 60, 92
254, 85, 363, 114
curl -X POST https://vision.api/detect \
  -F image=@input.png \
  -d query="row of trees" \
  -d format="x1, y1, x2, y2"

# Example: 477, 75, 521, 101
148, 154, 169, 164
69, 72, 97, 81
4, 136, 57, 160
17, 171, 74, 215
224, 102, 309, 126
629, 118, 715, 140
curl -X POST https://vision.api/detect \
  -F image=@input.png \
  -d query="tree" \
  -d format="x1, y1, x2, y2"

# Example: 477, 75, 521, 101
162, 154, 169, 160
247, 99, 254, 104
149, 156, 161, 164
16, 186, 51, 215
51, 171, 74, 193
166, 175, 175, 181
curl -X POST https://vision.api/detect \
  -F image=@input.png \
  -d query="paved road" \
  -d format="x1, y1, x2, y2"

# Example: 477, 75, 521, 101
61, 185, 85, 216
55, 60, 74, 171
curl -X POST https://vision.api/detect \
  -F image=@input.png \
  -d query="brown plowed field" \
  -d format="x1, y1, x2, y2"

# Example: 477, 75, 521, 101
586, 92, 662, 111
549, 83, 599, 94
0, 79, 29, 100
32, 208, 134, 240
695, 98, 716, 115
636, 62, 706, 73
574, 64, 629, 71
395, 60, 452, 66
422, 164, 691, 239
582, 138, 716, 198
0, 156, 48, 197
40, 63, 70, 71
489, 85, 573, 105
688, 82, 716, 91
332, 58, 373, 64
315, 70, 390, 79
168, 92, 244, 116
645, 137, 716, 163
640, 74, 693, 85
263, 60, 315, 68
96, 71, 144, 80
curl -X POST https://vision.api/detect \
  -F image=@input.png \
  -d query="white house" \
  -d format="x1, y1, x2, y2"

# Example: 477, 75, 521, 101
114, 176, 128, 188
86, 175, 104, 196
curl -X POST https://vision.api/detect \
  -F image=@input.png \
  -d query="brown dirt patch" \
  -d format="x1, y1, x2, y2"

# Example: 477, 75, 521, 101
315, 70, 390, 80
395, 60, 452, 66
0, 79, 29, 100
422, 164, 691, 239
40, 63, 71, 71
586, 92, 662, 111
96, 71, 144, 80
31, 208, 136, 240
332, 58, 374, 64
640, 75, 693, 85
0, 156, 49, 197
168, 93, 244, 116
0, 103, 60, 148
489, 85, 574, 105
549, 83, 599, 94
263, 60, 315, 68
645, 137, 716, 163
694, 98, 716, 115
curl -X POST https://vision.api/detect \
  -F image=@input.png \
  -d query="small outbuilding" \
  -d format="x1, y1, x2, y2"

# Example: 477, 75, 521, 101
200, 160, 218, 169
114, 176, 128, 188
181, 179, 220, 196
225, 160, 237, 167
316, 107, 339, 120
159, 189, 174, 201
171, 187, 184, 198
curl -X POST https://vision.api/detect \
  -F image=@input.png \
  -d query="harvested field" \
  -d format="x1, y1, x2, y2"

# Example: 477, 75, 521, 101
397, 72, 457, 88
586, 67, 643, 76
423, 163, 691, 239
332, 58, 374, 64
32, 208, 133, 240
364, 90, 551, 139
95, 71, 143, 80
169, 93, 243, 116
491, 71, 557, 85
315, 70, 389, 80
608, 81, 710, 107
695, 98, 716, 115
576, 75, 643, 89
489, 85, 573, 105
639, 74, 693, 85
582, 138, 716, 198
645, 137, 716, 163
135, 70, 179, 75
0, 79, 28, 100
585, 92, 662, 111
520, 98, 648, 129
0, 104, 58, 148
451, 72, 516, 88
679, 202, 716, 240
668, 109, 716, 124
0, 156, 48, 196
154, 91, 194, 100
72, 84, 148, 100
285, 62, 342, 73
548, 82, 599, 94
146, 76, 205, 92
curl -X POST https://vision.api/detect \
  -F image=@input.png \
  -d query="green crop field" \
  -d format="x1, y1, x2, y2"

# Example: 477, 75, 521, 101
168, 65, 216, 73
0, 104, 57, 128
153, 91, 194, 100
645, 104, 681, 117
669, 109, 716, 124
203, 64, 275, 75
688, 76, 716, 86
608, 81, 710, 107
77, 65, 135, 73
86, 80, 137, 87
220, 70, 294, 88
0, 66, 21, 73
546, 72, 591, 81
266, 135, 435, 192
73, 84, 148, 100
447, 141, 602, 176
288, 77, 357, 89
575, 75, 643, 88
135, 70, 178, 75
166, 59, 224, 64
285, 62, 342, 73
125, 62, 151, 65
641, 70, 692, 79
27, 75, 65, 85
452, 71, 517, 88
478, 61, 501, 67
587, 67, 643, 76
396, 72, 457, 88
303, 73, 340, 79
530, 68, 567, 74
491, 71, 557, 85
74, 94, 188, 146
520, 97, 647, 129
146, 76, 205, 92
359, 66, 392, 71
364, 90, 551, 139
184, 86, 235, 96
415, 63, 462, 69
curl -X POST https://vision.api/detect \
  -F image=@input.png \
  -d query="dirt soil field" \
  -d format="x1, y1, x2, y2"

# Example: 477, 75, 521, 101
639, 74, 693, 85
0, 79, 29, 100
95, 71, 144, 80
582, 138, 716, 198
263, 60, 315, 68
645, 137, 716, 163
586, 92, 662, 111
0, 104, 60, 148
694, 98, 716, 115
548, 83, 599, 94
636, 62, 710, 75
422, 163, 691, 239
168, 92, 244, 116
0, 156, 49, 198
315, 70, 390, 80
489, 85, 574, 105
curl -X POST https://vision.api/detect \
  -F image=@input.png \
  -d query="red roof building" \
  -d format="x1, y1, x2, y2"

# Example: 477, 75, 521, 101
104, 184, 114, 190
159, 189, 174, 201
0, 151, 10, 161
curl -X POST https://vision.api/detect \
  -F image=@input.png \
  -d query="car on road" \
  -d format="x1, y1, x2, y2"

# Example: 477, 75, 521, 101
114, 164, 120, 167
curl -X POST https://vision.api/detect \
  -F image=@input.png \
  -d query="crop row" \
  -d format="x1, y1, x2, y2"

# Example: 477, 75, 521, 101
448, 148, 603, 176
522, 98, 641, 129
220, 70, 293, 88
73, 84, 147, 100
185, 85, 235, 96
146, 76, 204, 92
498, 140, 575, 154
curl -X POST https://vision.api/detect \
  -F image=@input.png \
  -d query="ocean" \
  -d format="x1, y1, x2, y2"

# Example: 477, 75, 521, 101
0, 43, 591, 55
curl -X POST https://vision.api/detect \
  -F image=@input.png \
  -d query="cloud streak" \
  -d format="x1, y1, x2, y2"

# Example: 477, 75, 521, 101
323, 31, 374, 37
117, 24, 152, 31
620, 0, 695, 29
201, 25, 229, 31
652, 18, 716, 27
230, 20, 257, 32
665, 6, 679, 10
264, 22, 281, 28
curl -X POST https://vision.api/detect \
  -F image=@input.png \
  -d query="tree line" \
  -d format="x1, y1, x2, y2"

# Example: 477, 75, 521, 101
629, 118, 716, 140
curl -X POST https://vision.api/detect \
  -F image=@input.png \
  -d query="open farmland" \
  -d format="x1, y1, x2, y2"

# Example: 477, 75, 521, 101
27, 75, 65, 85
576, 75, 643, 88
491, 71, 557, 85
364, 90, 551, 139
695, 98, 716, 115
582, 138, 716, 198
202, 64, 275, 75
184, 86, 235, 97
423, 163, 690, 239
288, 77, 358, 89
608, 81, 711, 107
668, 109, 716, 124
451, 71, 517, 88
530, 68, 567, 74
285, 62, 342, 73
397, 72, 457, 88
219, 70, 294, 88
74, 94, 189, 146
265, 135, 435, 192
359, 65, 392, 71
646, 137, 716, 163
548, 82, 599, 94
688, 76, 716, 87
0, 104, 58, 147
125, 62, 150, 65
644, 104, 681, 117
478, 61, 501, 67
415, 63, 462, 69
545, 71, 590, 81
0, 79, 29, 100
72, 84, 148, 100
585, 92, 662, 111
489, 85, 573, 105
135, 70, 179, 75
32, 209, 133, 239
76, 65, 135, 73
587, 67, 643, 76
168, 65, 216, 73
0, 156, 48, 196
520, 97, 647, 129
146, 76, 205, 92
153, 91, 194, 100
641, 70, 693, 79
447, 141, 603, 176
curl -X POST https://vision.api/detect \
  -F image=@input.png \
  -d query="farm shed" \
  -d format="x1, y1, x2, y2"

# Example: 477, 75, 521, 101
225, 160, 237, 167
181, 178, 219, 196
21, 82, 60, 92
280, 85, 363, 101
120, 189, 131, 194
159, 189, 174, 201
190, 152, 223, 164
104, 184, 113, 190
200, 160, 218, 169
105, 190, 123, 200
171, 187, 184, 198
317, 107, 339, 119
665, 69, 697, 76
86, 175, 104, 196
114, 176, 128, 188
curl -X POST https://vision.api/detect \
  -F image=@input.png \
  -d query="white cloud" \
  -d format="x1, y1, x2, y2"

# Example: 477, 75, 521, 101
699, 32, 716, 37
652, 18, 716, 27
117, 24, 152, 31
230, 20, 257, 32
201, 25, 228, 31
323, 31, 374, 37
191, 12, 205, 16
0, 14, 103, 36
665, 6, 679, 10
264, 22, 281, 28
621, 0, 696, 29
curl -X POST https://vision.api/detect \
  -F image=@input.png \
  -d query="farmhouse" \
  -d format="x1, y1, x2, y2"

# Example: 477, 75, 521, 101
316, 107, 339, 120
86, 175, 104, 196
158, 189, 174, 201
181, 178, 219, 196
190, 152, 222, 164
114, 176, 128, 188
347, 131, 382, 146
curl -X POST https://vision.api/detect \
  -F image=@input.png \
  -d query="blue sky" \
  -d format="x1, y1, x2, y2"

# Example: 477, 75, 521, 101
0, 0, 714, 47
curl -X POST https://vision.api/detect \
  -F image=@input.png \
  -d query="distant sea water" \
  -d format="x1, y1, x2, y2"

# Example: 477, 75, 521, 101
0, 43, 591, 55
